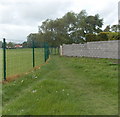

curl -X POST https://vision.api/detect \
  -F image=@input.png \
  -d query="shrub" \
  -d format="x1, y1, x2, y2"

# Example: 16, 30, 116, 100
97, 32, 109, 41
85, 32, 120, 42
107, 32, 120, 40
116, 33, 120, 40
86, 34, 97, 42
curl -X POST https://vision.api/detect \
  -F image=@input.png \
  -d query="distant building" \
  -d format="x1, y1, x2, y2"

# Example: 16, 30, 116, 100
15, 44, 23, 48
0, 41, 2, 48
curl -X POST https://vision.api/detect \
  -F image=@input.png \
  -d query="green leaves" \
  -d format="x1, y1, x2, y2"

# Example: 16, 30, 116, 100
28, 10, 104, 46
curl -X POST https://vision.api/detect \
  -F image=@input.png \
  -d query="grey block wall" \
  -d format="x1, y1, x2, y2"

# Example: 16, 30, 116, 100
62, 40, 119, 59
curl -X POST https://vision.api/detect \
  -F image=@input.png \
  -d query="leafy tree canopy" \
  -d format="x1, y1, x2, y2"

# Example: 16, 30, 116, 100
27, 10, 118, 46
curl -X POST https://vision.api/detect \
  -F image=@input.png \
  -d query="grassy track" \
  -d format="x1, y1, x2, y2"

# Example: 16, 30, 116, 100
2, 56, 118, 115
6, 48, 44, 78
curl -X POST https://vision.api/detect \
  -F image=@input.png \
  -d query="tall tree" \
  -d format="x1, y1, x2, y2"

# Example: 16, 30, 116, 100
7, 42, 15, 48
34, 10, 104, 46
104, 25, 111, 32
111, 24, 120, 32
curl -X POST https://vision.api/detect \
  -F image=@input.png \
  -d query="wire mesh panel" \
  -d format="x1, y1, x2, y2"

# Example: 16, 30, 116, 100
6, 48, 33, 77
4, 39, 44, 79
35, 48, 44, 66
49, 46, 59, 55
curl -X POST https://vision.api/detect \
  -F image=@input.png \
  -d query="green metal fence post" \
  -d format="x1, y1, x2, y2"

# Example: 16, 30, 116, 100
44, 42, 47, 62
46, 43, 48, 60
3, 38, 6, 80
32, 40, 35, 67
47, 43, 49, 59
44, 42, 50, 62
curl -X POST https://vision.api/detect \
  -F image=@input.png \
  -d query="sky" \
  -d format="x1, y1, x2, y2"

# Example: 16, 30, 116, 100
0, 0, 119, 42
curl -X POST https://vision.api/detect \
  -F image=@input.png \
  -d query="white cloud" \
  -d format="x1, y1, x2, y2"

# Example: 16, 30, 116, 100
0, 0, 73, 25
0, 24, 37, 42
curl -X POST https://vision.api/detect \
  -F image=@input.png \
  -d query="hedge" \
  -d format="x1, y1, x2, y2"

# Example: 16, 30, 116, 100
86, 32, 120, 42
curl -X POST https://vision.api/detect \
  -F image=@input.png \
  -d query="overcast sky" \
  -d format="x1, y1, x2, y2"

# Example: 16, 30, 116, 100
0, 0, 119, 42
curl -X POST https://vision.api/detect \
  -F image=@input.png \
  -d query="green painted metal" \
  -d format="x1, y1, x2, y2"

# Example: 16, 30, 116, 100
32, 40, 35, 67
48, 46, 60, 55
46, 45, 48, 60
44, 42, 50, 62
44, 42, 46, 62
3, 38, 6, 80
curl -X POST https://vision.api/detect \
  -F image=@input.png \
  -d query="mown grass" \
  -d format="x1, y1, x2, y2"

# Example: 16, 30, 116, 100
6, 48, 44, 78
2, 56, 118, 115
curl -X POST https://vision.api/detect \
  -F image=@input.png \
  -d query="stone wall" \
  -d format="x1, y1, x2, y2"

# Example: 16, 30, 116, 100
62, 40, 119, 59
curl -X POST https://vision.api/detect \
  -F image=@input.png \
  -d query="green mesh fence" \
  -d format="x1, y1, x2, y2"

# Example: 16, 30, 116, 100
49, 47, 59, 55
1, 39, 60, 80
6, 48, 33, 77
35, 48, 44, 66
2, 39, 45, 80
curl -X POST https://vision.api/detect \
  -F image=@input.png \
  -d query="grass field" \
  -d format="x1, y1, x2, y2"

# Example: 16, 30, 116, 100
6, 48, 44, 78
2, 56, 118, 115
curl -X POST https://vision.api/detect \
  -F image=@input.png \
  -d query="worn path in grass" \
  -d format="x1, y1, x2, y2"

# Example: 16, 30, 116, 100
2, 56, 118, 115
